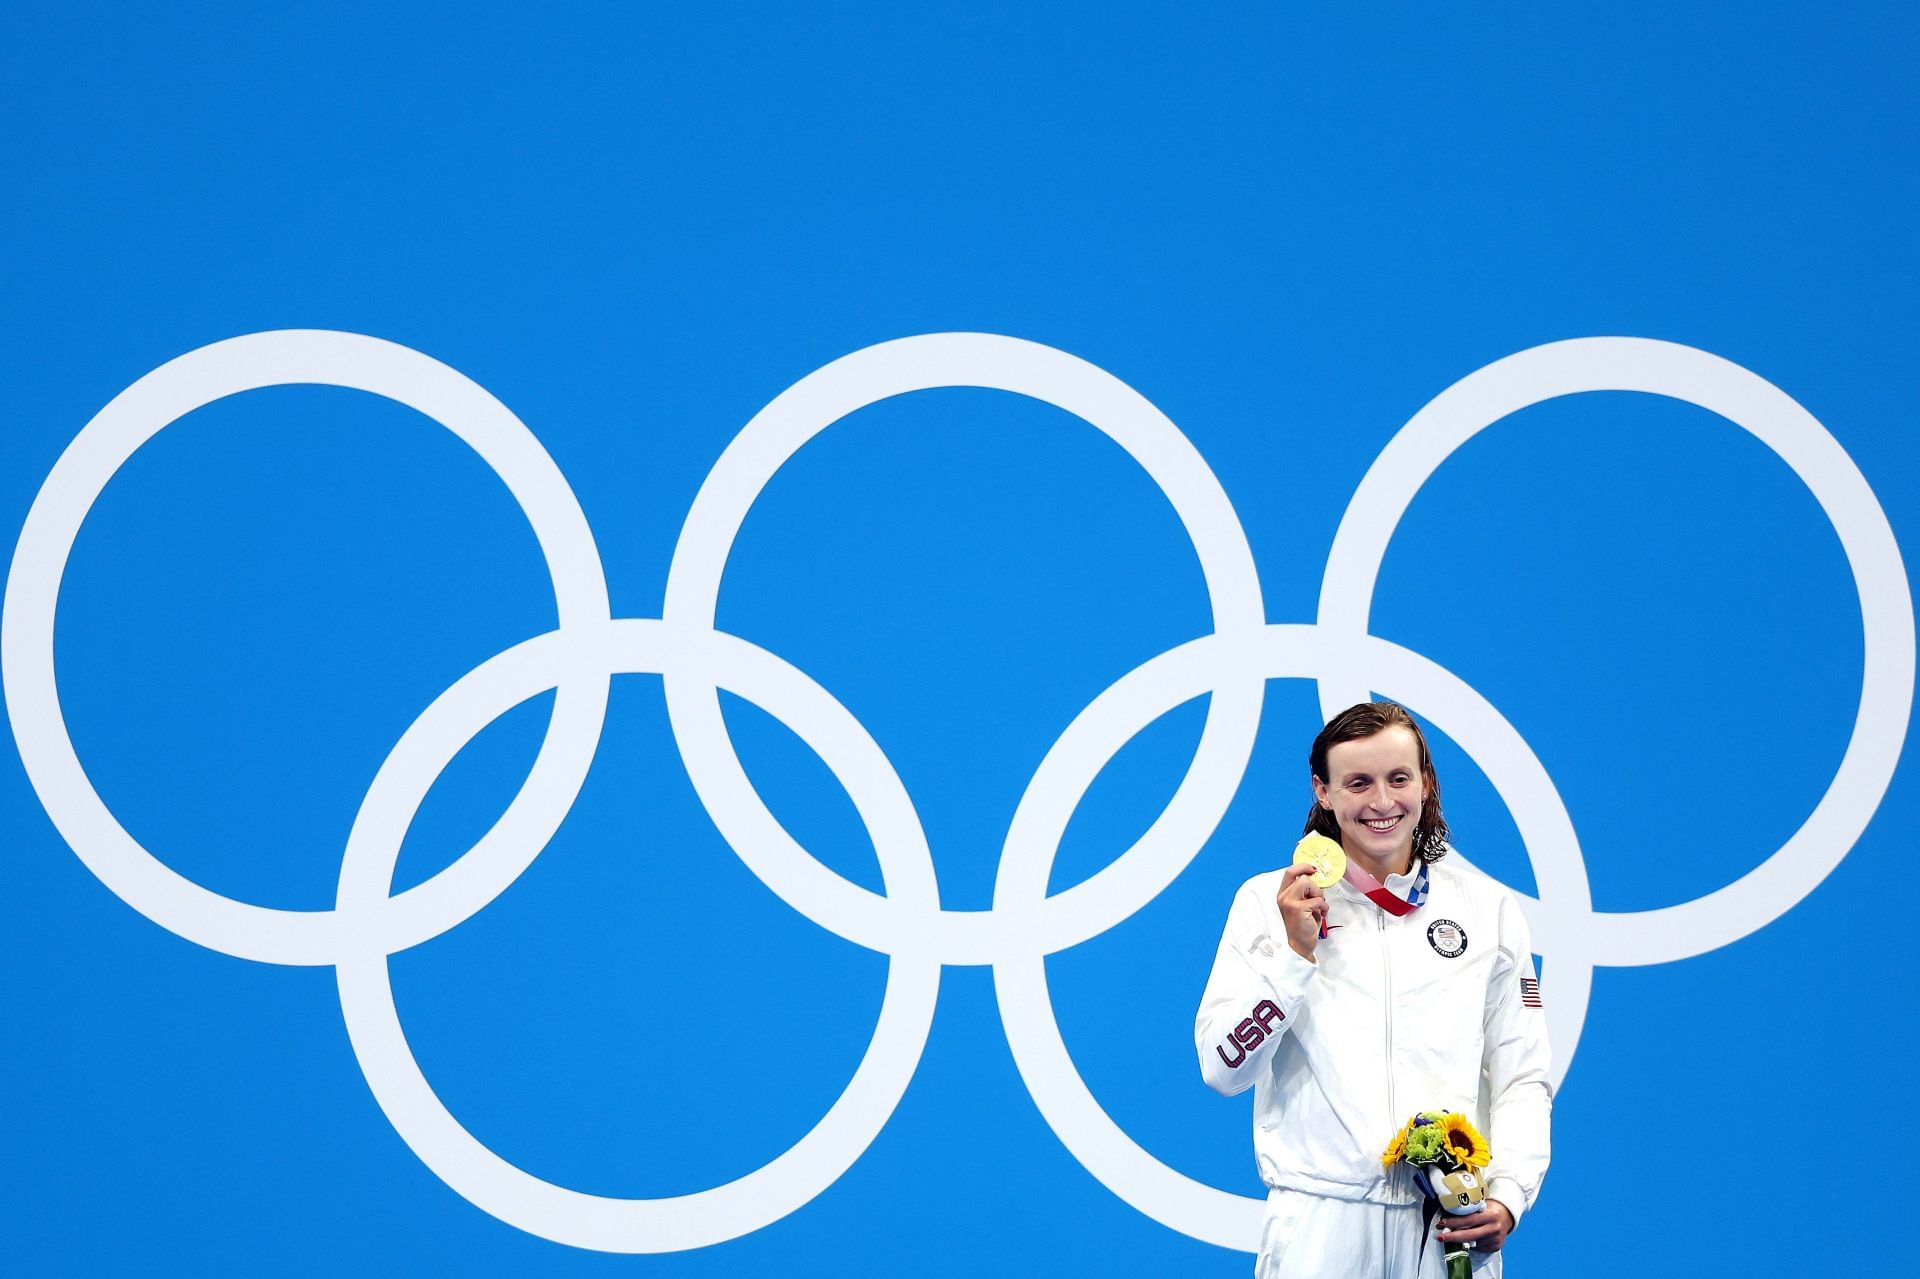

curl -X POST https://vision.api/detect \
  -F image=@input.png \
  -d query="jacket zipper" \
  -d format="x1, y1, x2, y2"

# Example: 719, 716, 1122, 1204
1379, 909, 1396, 1120
1379, 907, 1397, 1261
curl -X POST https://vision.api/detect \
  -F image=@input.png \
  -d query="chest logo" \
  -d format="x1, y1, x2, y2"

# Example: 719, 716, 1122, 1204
1426, 918, 1468, 958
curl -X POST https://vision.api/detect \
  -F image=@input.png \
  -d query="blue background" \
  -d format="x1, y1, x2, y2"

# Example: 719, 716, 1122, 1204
3, 3, 1914, 1273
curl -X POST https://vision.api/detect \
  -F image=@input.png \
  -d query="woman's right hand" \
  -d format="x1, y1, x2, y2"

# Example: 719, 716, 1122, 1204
1276, 863, 1328, 963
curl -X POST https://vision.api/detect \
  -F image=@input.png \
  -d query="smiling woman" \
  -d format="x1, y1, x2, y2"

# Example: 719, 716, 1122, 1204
1195, 701, 1552, 1278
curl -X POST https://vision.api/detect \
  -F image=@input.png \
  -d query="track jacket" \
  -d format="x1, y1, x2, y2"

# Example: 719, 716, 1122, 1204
1195, 857, 1552, 1228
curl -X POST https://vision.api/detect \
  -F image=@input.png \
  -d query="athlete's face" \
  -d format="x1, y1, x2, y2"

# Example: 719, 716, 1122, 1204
1312, 726, 1426, 875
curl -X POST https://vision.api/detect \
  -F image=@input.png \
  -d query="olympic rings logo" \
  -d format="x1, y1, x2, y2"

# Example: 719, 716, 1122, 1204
4, 331, 1911, 1254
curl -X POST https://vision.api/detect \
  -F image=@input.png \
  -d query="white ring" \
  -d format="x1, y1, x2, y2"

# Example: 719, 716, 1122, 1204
993, 626, 1593, 1252
334, 619, 941, 1252
1318, 337, 1914, 964
1, 330, 613, 965
660, 333, 1267, 963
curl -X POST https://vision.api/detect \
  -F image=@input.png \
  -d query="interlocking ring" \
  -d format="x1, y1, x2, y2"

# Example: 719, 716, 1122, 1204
5, 329, 1909, 1255
2, 332, 616, 964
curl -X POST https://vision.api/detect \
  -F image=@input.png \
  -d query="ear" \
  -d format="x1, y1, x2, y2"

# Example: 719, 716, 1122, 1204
1311, 775, 1330, 809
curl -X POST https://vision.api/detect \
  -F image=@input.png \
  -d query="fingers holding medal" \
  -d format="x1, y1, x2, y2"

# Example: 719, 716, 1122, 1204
1279, 834, 1344, 962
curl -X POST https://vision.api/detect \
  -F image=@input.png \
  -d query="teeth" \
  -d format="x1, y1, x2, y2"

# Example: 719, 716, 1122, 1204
1363, 817, 1400, 830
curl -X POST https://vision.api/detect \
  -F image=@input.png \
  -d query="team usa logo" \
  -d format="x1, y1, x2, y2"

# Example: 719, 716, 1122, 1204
1426, 918, 1468, 958
1215, 999, 1286, 1068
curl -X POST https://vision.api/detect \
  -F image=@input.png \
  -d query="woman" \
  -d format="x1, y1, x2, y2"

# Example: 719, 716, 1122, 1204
1195, 702, 1552, 1277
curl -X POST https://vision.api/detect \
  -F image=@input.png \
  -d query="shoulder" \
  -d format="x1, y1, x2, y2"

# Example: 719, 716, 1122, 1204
1239, 868, 1288, 899
1426, 856, 1530, 935
1223, 869, 1288, 921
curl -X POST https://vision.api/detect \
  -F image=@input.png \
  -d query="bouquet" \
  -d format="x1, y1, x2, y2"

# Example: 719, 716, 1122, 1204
1382, 1110, 1492, 1279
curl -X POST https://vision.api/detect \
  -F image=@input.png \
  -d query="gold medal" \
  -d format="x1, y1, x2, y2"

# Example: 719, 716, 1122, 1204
1292, 833, 1346, 888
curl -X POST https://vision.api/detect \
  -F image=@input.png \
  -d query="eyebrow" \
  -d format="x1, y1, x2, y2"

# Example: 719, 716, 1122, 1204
1335, 765, 1416, 781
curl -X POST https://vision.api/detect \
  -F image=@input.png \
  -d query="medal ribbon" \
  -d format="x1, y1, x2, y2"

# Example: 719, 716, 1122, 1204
1316, 858, 1429, 939
1344, 858, 1429, 917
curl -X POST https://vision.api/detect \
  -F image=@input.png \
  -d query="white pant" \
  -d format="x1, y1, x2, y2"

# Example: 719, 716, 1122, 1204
1255, 1188, 1505, 1279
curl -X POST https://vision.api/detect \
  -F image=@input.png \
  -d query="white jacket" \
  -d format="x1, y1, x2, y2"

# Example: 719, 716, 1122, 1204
1195, 857, 1552, 1228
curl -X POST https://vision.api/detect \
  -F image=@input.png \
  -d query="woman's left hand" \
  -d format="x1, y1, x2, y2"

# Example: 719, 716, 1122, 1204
1435, 1198, 1513, 1253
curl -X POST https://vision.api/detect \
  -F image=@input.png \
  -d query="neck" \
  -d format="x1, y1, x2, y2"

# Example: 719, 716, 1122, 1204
1348, 846, 1415, 883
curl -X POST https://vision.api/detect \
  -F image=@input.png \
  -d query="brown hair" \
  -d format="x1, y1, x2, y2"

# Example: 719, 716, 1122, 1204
1302, 701, 1450, 864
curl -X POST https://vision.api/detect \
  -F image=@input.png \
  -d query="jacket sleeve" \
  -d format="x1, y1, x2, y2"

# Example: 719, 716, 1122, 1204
1195, 878, 1323, 1096
1480, 890, 1553, 1229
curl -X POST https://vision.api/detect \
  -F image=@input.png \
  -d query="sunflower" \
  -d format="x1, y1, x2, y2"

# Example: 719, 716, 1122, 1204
1438, 1112, 1491, 1169
1380, 1128, 1408, 1167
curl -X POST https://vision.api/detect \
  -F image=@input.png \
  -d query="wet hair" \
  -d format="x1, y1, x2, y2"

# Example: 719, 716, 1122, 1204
1303, 701, 1450, 864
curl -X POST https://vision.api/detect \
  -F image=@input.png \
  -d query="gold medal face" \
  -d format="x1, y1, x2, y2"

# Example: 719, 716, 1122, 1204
1292, 833, 1346, 888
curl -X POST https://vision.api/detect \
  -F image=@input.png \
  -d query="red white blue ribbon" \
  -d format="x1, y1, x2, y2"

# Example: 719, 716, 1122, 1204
1345, 858, 1430, 917
1317, 858, 1430, 938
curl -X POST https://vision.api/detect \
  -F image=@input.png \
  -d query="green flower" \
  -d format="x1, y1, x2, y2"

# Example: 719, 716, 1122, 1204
1404, 1123, 1448, 1164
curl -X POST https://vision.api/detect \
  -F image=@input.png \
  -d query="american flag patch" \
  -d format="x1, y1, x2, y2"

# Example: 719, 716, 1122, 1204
1520, 977, 1543, 1008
